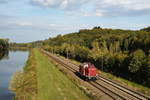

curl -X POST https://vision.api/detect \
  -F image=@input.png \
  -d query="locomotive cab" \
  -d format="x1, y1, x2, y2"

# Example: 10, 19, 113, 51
79, 62, 97, 80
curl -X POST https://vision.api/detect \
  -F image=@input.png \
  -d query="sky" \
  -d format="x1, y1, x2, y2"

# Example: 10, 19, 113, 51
0, 0, 150, 43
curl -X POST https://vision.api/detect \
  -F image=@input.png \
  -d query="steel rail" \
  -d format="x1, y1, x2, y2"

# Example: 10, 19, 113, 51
41, 49, 150, 100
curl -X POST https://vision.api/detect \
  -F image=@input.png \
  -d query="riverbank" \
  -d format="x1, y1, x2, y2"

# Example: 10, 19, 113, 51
9, 49, 37, 100
9, 49, 92, 100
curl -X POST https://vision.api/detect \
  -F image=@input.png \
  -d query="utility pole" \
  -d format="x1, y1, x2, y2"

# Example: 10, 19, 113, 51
52, 48, 54, 54
101, 53, 103, 71
67, 48, 68, 59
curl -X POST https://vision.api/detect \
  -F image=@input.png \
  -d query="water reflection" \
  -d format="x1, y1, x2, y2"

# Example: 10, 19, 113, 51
0, 50, 28, 100
0, 50, 9, 60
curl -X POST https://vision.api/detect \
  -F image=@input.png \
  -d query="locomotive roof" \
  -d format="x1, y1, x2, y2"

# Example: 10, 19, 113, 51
81, 62, 95, 67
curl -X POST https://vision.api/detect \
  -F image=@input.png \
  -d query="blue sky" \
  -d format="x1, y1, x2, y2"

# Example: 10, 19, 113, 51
0, 0, 150, 43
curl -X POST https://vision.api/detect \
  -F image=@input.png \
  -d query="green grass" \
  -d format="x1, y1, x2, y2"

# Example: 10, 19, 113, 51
34, 49, 92, 100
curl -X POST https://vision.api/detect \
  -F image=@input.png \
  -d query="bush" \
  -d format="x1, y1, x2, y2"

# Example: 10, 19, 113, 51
128, 49, 146, 73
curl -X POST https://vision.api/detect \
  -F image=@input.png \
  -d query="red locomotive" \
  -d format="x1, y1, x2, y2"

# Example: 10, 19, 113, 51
79, 62, 97, 80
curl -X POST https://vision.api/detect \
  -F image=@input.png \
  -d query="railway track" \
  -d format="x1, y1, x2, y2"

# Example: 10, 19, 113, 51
41, 49, 150, 100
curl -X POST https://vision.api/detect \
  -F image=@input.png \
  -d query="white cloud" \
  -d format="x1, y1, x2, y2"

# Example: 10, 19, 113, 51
0, 20, 85, 34
101, 0, 150, 10
81, 12, 103, 17
95, 0, 150, 16
31, 0, 90, 10
15, 22, 33, 26
60, 0, 68, 9
95, 12, 103, 17
31, 0, 62, 7
82, 12, 92, 17
48, 24, 57, 27
31, 0, 150, 17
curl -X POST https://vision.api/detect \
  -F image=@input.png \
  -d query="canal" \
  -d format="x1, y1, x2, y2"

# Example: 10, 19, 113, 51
0, 51, 28, 100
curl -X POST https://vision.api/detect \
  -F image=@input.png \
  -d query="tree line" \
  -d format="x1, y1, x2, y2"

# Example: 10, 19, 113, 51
0, 38, 9, 60
9, 40, 43, 50
0, 38, 9, 51
42, 27, 150, 87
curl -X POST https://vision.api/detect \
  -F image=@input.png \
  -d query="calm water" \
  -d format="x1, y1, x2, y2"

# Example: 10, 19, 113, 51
0, 51, 28, 100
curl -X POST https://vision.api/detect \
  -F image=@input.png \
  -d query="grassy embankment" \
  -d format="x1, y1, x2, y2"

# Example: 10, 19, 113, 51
9, 49, 37, 100
9, 49, 92, 100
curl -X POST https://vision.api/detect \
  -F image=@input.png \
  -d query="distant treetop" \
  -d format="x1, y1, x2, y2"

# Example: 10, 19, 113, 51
93, 26, 102, 29
140, 26, 150, 32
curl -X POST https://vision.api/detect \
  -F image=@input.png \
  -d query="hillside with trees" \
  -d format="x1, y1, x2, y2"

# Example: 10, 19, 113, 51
41, 27, 150, 87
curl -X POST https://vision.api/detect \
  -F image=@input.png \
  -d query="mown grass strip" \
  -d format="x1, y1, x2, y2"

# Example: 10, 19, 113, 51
34, 49, 92, 100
